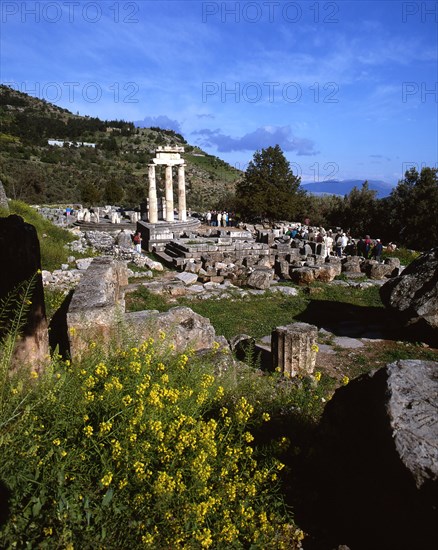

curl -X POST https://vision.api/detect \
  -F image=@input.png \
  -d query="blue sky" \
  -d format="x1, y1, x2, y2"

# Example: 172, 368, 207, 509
1, 0, 437, 185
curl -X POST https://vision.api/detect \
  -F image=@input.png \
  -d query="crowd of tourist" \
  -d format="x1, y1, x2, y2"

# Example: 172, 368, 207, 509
200, 214, 395, 262
283, 223, 394, 262
205, 210, 234, 227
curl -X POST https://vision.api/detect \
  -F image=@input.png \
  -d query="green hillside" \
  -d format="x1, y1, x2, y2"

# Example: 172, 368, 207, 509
0, 85, 241, 210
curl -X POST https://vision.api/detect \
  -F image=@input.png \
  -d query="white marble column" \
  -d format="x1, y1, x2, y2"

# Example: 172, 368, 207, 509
178, 164, 187, 222
148, 164, 158, 223
165, 165, 174, 222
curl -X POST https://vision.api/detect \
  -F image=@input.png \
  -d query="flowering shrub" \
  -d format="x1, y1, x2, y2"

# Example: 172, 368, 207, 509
0, 335, 303, 549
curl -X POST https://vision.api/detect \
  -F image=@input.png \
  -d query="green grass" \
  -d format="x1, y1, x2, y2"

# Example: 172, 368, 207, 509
125, 287, 173, 313
126, 283, 384, 341
307, 282, 383, 308
374, 343, 438, 364
44, 288, 68, 322
181, 293, 309, 340
382, 247, 420, 266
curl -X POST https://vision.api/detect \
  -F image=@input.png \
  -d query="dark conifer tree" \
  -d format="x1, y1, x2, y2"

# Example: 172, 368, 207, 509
236, 145, 304, 221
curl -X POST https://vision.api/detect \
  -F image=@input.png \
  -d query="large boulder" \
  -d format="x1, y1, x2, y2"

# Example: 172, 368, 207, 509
387, 360, 438, 488
341, 256, 362, 274
247, 268, 273, 290
384, 256, 401, 276
116, 229, 133, 249
66, 257, 224, 359
290, 267, 315, 285
0, 215, 48, 371
314, 264, 340, 282
367, 261, 393, 280
176, 272, 198, 286
380, 248, 438, 340
298, 360, 438, 550
125, 306, 218, 353
276, 259, 292, 280
84, 230, 115, 252
67, 257, 129, 358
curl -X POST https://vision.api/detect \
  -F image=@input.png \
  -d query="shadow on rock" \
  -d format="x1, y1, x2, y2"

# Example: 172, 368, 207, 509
48, 290, 73, 359
294, 300, 399, 340
0, 480, 11, 527
286, 364, 438, 550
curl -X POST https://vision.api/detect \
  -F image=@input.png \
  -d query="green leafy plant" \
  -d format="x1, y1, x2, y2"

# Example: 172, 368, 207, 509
0, 331, 305, 549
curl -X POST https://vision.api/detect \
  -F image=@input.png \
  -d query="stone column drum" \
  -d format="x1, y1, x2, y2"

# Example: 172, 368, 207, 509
148, 164, 158, 223
165, 165, 174, 222
178, 164, 187, 222
272, 322, 318, 377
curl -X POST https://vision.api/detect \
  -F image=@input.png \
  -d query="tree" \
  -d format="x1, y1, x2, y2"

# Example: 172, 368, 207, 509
236, 145, 304, 221
104, 180, 124, 204
338, 181, 379, 236
80, 181, 102, 206
386, 167, 438, 250
306, 193, 344, 228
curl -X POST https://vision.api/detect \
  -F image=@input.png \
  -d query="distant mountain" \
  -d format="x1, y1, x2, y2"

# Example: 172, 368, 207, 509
301, 179, 395, 199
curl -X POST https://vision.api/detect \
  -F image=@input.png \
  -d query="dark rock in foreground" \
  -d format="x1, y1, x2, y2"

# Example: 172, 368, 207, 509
0, 215, 48, 370
298, 359, 438, 550
380, 248, 438, 343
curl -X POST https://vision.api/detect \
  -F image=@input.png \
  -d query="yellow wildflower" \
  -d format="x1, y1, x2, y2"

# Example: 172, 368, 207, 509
83, 425, 93, 437
122, 394, 133, 406
101, 472, 113, 487
99, 420, 113, 436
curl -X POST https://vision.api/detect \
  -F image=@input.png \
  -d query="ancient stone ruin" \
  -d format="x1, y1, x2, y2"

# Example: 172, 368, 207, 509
60, 257, 319, 379
0, 215, 48, 370
65, 257, 227, 360
147, 146, 187, 223
151, 225, 402, 288
272, 322, 318, 377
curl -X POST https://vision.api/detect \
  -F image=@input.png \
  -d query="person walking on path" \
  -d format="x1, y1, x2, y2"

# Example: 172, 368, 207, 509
133, 231, 142, 254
